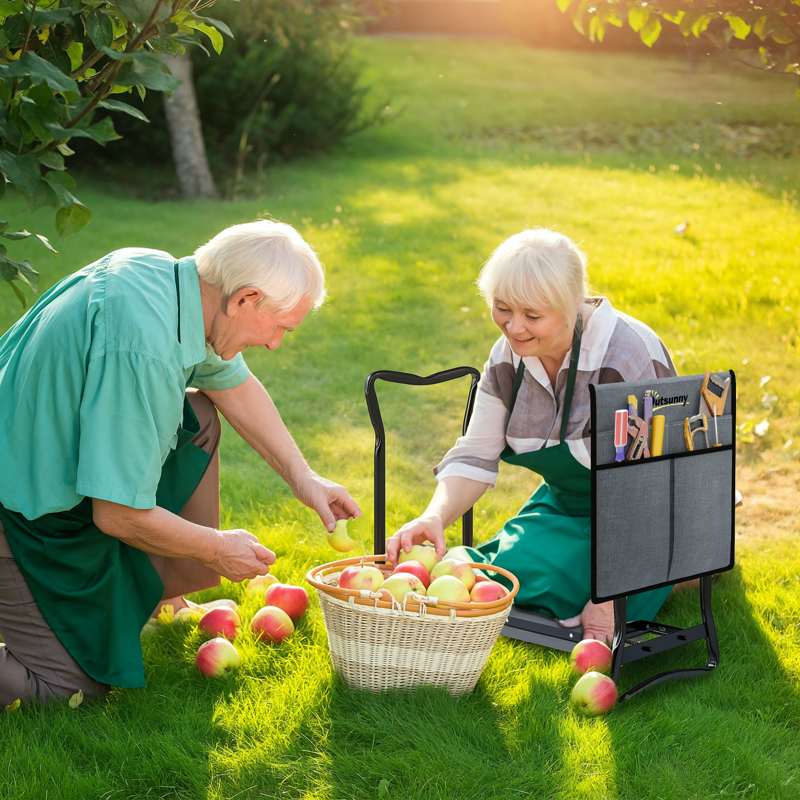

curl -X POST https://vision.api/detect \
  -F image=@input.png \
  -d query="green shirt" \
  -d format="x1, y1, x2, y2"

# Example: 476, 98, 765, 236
0, 248, 249, 519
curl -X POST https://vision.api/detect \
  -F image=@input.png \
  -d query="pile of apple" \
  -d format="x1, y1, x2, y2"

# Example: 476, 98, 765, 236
568, 638, 618, 716
336, 543, 510, 606
193, 575, 309, 678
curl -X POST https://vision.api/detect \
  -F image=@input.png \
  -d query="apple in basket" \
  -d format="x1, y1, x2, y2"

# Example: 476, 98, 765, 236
380, 573, 426, 603
196, 637, 241, 677
245, 573, 279, 597
265, 583, 309, 622
397, 543, 439, 573
391, 560, 431, 588
199, 607, 240, 640
470, 580, 508, 603
251, 606, 295, 644
570, 671, 618, 716
338, 565, 384, 591
427, 575, 470, 604
430, 559, 476, 591
570, 639, 613, 675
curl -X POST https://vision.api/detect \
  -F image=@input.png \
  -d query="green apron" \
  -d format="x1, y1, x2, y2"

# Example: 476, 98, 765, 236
0, 264, 211, 688
459, 318, 671, 623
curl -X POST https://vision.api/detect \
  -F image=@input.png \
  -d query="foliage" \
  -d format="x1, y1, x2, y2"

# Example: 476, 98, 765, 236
0, 0, 231, 305
103, 0, 382, 196
556, 0, 800, 85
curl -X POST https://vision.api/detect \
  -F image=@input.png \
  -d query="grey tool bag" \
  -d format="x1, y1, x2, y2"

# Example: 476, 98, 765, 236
589, 370, 736, 603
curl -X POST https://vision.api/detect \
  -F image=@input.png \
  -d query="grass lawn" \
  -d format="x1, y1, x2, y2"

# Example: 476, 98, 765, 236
2, 35, 800, 800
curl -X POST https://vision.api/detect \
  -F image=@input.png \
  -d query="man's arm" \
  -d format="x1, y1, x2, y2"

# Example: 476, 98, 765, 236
203, 373, 360, 530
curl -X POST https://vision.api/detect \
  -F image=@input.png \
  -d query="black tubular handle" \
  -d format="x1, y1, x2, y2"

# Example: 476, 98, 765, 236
364, 366, 481, 555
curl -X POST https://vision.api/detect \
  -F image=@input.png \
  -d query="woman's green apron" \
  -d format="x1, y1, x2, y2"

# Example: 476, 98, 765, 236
0, 264, 211, 688
459, 317, 671, 622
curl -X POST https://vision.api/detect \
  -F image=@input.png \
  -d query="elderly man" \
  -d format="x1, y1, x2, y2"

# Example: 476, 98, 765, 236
0, 220, 359, 704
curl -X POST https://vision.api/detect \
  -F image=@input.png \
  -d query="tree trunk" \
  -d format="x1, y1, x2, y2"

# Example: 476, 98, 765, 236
162, 53, 218, 199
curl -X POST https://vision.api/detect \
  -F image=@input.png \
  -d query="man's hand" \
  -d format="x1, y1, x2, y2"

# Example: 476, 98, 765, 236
292, 472, 361, 532
203, 529, 276, 583
580, 599, 615, 645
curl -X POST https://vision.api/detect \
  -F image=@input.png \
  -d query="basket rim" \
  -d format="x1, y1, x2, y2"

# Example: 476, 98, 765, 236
305, 553, 519, 618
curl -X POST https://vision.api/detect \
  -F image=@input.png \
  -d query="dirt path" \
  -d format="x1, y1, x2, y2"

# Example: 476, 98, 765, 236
736, 462, 800, 546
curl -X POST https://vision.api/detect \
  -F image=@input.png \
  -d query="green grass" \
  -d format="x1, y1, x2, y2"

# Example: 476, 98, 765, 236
1, 36, 799, 800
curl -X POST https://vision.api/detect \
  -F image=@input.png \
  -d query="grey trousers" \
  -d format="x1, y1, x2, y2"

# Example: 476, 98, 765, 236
0, 390, 221, 706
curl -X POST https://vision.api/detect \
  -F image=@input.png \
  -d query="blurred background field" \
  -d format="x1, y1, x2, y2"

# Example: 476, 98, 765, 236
1, 13, 799, 800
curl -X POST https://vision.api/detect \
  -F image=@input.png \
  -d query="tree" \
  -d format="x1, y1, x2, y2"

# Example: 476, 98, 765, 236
557, 0, 800, 83
0, 0, 231, 305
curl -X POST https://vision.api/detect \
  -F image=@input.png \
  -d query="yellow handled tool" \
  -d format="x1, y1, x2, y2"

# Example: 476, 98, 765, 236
700, 372, 731, 447
684, 414, 709, 452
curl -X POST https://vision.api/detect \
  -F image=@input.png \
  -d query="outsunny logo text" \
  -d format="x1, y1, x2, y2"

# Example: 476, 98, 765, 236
651, 391, 689, 410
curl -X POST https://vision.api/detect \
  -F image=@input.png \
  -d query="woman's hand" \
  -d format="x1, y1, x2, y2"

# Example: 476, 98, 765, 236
204, 529, 276, 583
386, 515, 446, 566
292, 471, 362, 532
580, 599, 615, 645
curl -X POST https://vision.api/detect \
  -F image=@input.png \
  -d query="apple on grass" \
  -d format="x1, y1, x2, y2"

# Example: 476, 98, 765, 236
265, 583, 309, 622
470, 580, 508, 603
427, 575, 470, 604
199, 607, 240, 640
196, 637, 241, 677
391, 560, 431, 588
397, 543, 440, 573
570, 671, 618, 716
379, 573, 426, 604
327, 518, 356, 553
570, 639, 613, 676
430, 559, 476, 591
338, 565, 385, 591
251, 605, 295, 643
245, 573, 279, 597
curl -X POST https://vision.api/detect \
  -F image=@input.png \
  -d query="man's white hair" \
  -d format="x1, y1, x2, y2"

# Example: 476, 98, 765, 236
477, 229, 587, 323
194, 220, 326, 312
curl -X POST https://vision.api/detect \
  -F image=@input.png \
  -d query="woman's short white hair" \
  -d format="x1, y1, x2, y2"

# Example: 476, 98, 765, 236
194, 220, 326, 312
477, 229, 587, 323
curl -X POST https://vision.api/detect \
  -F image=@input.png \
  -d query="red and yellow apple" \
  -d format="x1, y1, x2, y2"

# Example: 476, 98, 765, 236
391, 560, 431, 588
199, 607, 240, 640
570, 639, 613, 676
196, 637, 242, 677
570, 671, 618, 716
397, 543, 439, 573
470, 580, 508, 603
427, 575, 470, 604
379, 573, 426, 603
264, 583, 309, 622
338, 565, 385, 591
430, 559, 476, 591
245, 573, 279, 597
251, 605, 295, 644
327, 518, 356, 553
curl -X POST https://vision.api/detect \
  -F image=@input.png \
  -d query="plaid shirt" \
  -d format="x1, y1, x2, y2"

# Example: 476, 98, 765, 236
434, 296, 676, 483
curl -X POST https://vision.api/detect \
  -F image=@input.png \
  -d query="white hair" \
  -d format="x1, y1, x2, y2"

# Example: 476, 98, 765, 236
477, 229, 587, 323
194, 220, 326, 312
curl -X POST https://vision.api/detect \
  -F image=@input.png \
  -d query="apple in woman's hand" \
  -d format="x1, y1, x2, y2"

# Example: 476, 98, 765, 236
327, 519, 356, 552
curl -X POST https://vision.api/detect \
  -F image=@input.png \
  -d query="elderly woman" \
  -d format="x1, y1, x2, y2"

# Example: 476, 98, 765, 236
0, 220, 359, 705
387, 229, 675, 643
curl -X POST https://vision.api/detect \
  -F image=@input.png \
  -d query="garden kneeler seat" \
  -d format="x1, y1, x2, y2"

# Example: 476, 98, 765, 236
364, 368, 736, 702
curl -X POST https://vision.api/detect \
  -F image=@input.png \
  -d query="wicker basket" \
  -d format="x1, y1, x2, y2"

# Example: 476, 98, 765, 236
306, 555, 519, 696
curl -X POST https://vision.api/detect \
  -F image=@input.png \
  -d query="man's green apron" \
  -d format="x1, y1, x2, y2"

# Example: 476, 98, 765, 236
0, 264, 212, 688
460, 317, 671, 622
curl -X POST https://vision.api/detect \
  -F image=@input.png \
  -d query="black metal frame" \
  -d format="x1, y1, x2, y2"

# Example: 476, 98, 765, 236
364, 367, 730, 702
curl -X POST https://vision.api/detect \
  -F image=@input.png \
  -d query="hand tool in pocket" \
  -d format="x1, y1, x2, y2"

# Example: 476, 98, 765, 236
683, 413, 709, 451
700, 373, 731, 447
650, 414, 665, 456
625, 395, 650, 460
614, 409, 628, 462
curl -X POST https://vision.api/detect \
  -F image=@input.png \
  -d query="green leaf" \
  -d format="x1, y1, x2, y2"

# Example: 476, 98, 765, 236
183, 20, 223, 54
3, 230, 56, 253
99, 98, 149, 122
56, 201, 91, 236
86, 12, 114, 50
117, 52, 178, 92
725, 15, 751, 41
39, 150, 65, 170
628, 6, 650, 33
640, 17, 662, 47
0, 52, 79, 94
68, 690, 84, 709
0, 151, 42, 197
2, 229, 31, 240
556, 0, 573, 13
198, 16, 233, 39
66, 41, 84, 72
0, 0, 23, 24
113, 0, 171, 26
753, 15, 769, 41
48, 117, 121, 144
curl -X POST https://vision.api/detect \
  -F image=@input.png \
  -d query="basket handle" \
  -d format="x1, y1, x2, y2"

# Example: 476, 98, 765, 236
364, 367, 481, 555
